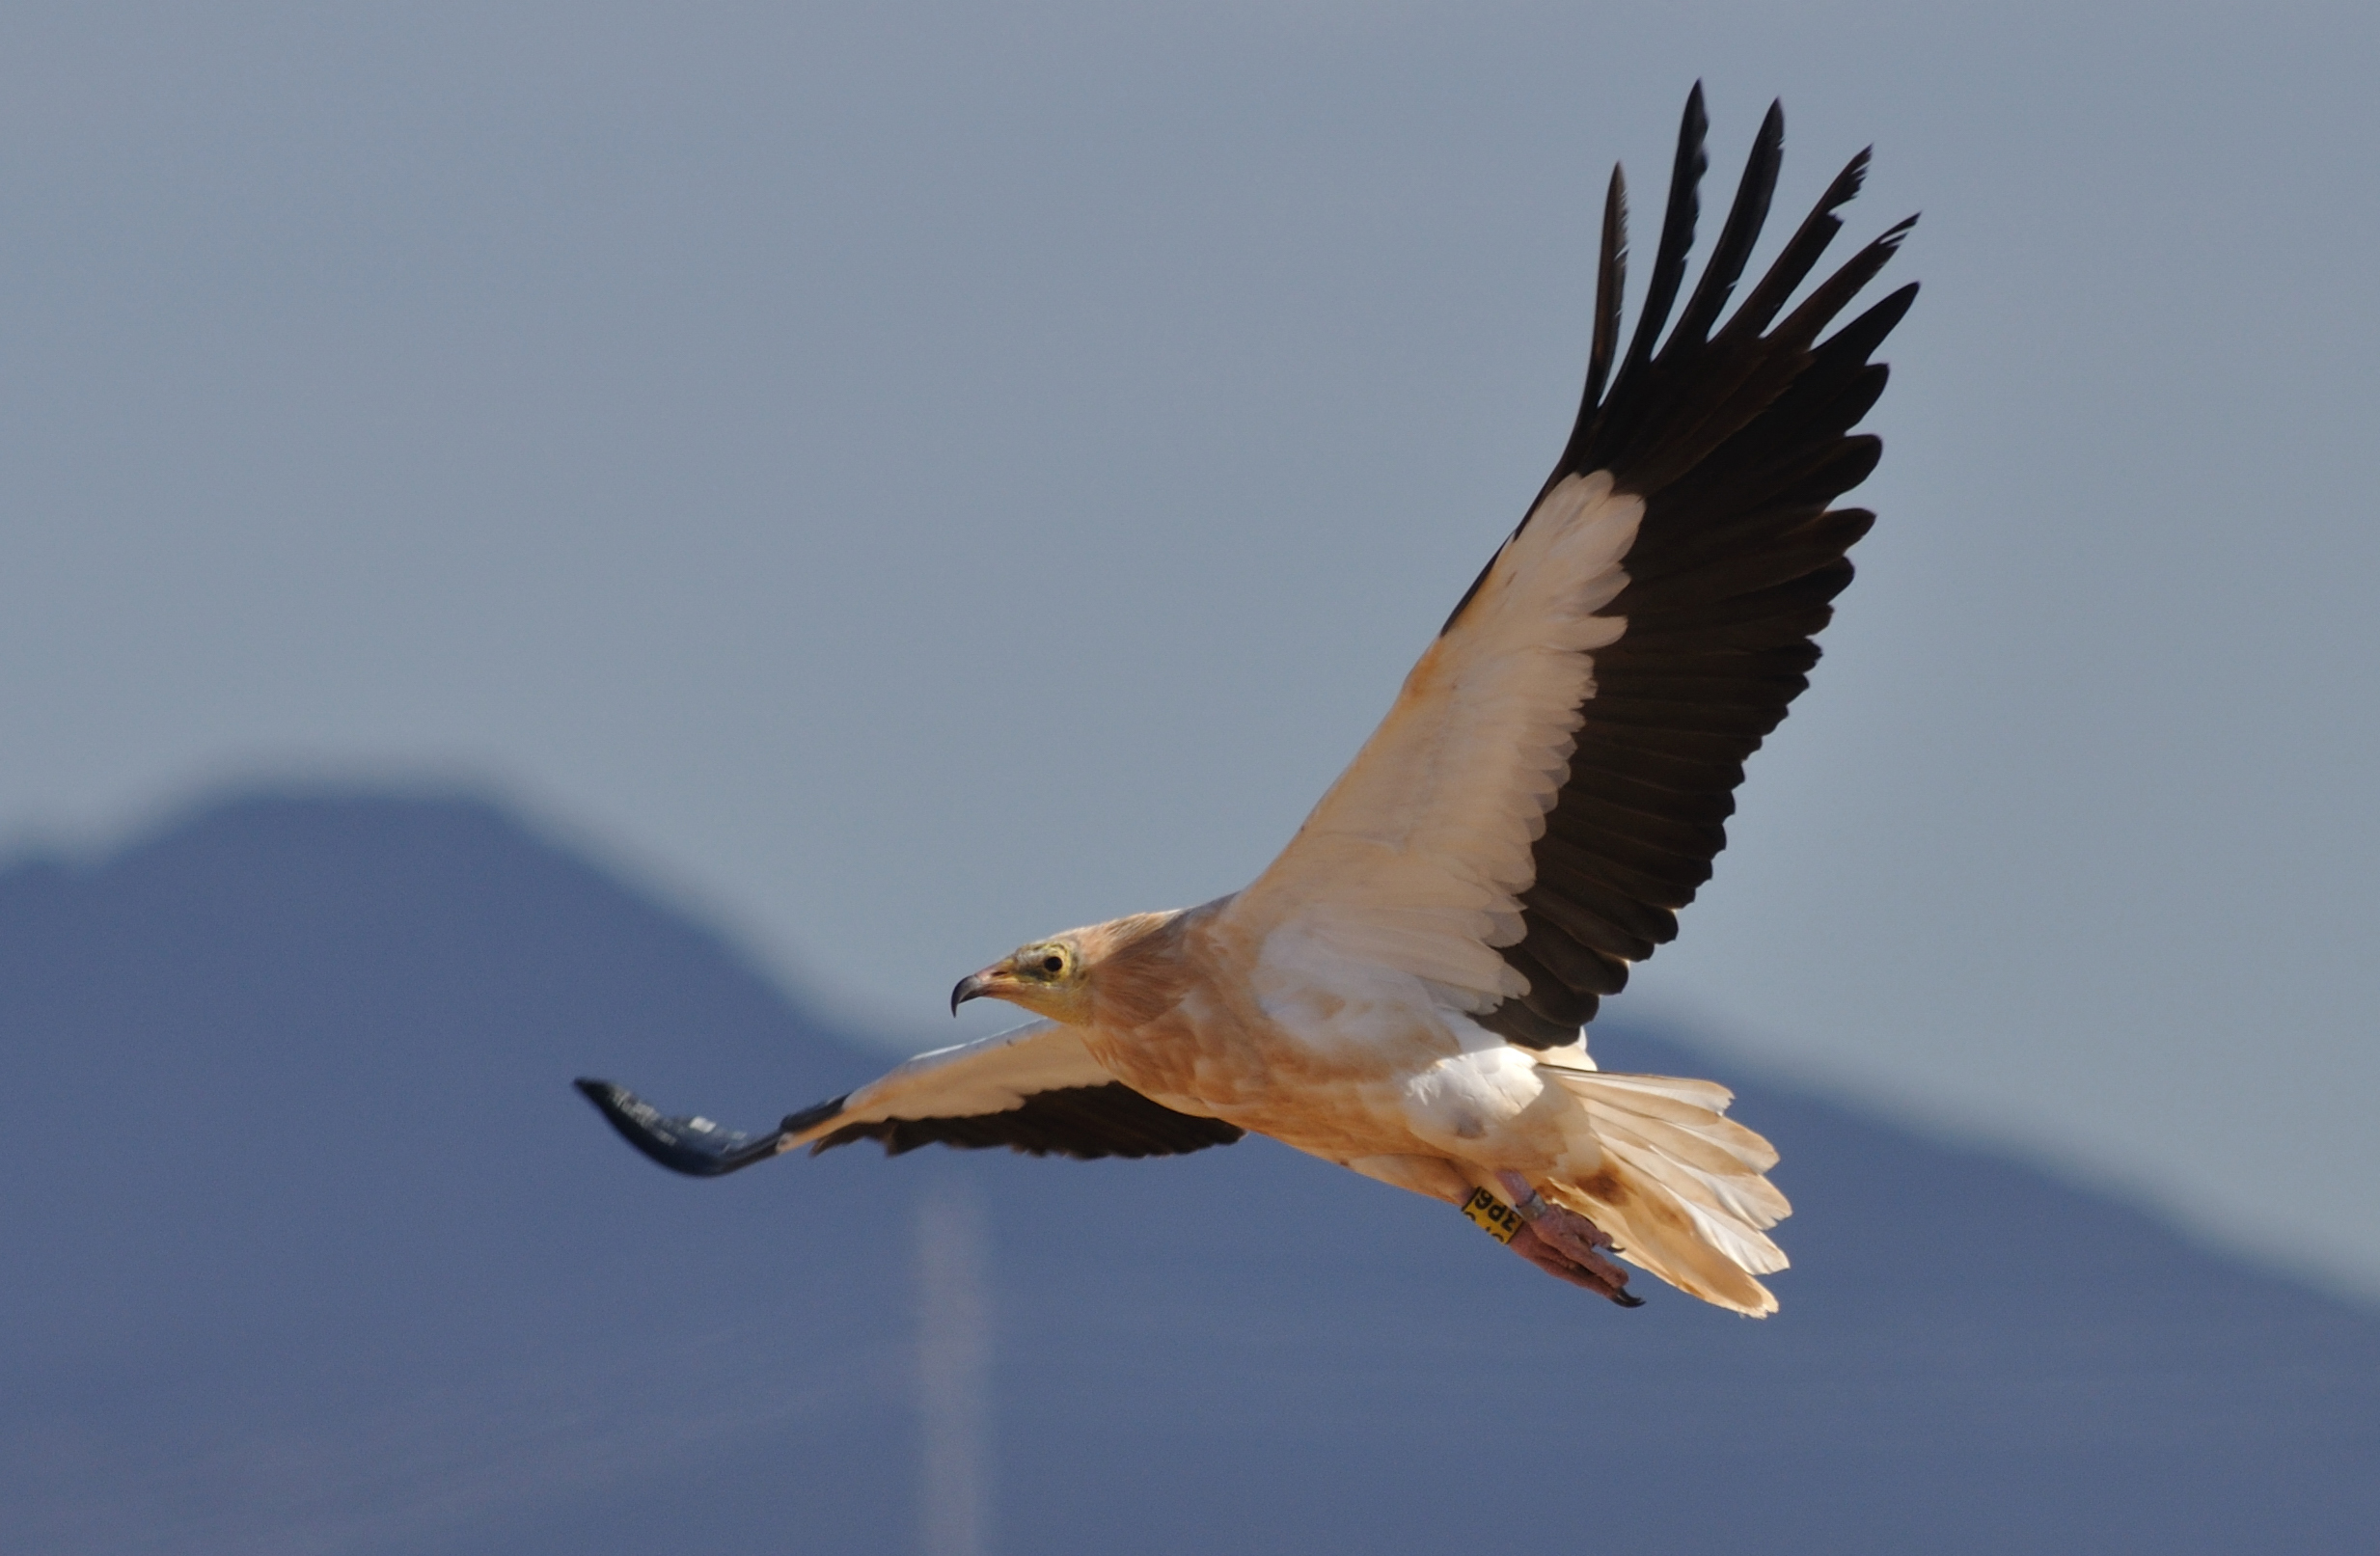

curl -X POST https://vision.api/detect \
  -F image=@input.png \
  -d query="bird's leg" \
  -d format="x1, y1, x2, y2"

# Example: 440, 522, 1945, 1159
1508, 1222, 1638, 1302
1494, 1170, 1643, 1307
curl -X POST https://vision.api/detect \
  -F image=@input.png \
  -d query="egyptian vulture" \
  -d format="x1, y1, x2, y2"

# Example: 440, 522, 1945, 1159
579, 87, 1915, 1316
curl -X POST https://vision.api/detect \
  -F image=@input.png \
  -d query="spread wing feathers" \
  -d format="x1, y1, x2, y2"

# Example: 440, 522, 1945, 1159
1540, 1063, 1791, 1316
1221, 85, 1915, 1047
575, 1021, 1245, 1176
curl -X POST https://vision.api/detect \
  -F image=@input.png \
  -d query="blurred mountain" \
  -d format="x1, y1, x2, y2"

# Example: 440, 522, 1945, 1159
1, 791, 2372, 1555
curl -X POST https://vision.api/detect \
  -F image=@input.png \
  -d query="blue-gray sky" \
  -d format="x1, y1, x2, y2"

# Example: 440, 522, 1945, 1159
2, 2, 2376, 1295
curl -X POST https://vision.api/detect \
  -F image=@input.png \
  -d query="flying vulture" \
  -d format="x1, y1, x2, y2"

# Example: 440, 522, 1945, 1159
579, 87, 1915, 1316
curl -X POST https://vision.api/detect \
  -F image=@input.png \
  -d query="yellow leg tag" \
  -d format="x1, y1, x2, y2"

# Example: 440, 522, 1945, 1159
1461, 1187, 1525, 1244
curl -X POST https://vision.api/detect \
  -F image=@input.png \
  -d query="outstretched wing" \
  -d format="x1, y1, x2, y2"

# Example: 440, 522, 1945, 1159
577, 1021, 1245, 1176
1222, 87, 1916, 1048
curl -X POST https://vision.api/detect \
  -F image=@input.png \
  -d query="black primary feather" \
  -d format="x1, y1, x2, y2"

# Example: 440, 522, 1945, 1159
1455, 90, 1916, 1049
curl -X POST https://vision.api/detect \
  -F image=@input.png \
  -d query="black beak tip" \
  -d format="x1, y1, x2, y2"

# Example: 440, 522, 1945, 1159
949, 977, 973, 1016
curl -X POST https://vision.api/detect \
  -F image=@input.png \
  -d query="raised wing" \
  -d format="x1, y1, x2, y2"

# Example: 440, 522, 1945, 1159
576, 1020, 1245, 1176
1223, 87, 1915, 1048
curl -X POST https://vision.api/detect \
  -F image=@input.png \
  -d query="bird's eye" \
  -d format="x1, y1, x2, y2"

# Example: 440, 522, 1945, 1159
1040, 954, 1065, 975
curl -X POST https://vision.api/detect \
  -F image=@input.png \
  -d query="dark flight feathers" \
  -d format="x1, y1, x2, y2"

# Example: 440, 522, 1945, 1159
574, 1075, 1244, 1176
812, 1083, 1246, 1160
1464, 84, 1917, 1048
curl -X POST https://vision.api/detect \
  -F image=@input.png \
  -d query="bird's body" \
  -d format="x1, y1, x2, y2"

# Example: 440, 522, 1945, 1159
579, 87, 1913, 1317
1061, 900, 1518, 1166
1069, 902, 1676, 1257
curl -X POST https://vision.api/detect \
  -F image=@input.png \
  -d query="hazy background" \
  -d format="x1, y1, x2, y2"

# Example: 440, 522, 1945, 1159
1, 1, 2375, 1297
15, 793, 2372, 1553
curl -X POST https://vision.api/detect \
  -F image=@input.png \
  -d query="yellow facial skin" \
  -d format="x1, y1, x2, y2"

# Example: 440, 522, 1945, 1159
949, 939, 1092, 1025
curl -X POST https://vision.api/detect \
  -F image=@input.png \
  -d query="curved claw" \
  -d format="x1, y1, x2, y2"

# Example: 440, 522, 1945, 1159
573, 1078, 836, 1178
1494, 1170, 1644, 1306
1509, 1220, 1646, 1305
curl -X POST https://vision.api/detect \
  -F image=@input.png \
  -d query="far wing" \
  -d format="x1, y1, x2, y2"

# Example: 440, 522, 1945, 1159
1223, 88, 1915, 1047
575, 1021, 1245, 1177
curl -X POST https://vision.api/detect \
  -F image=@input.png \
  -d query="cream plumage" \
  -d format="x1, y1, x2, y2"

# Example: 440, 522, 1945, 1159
579, 86, 1914, 1316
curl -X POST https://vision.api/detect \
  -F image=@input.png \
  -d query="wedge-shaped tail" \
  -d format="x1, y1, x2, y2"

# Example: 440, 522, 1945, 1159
1539, 1063, 1791, 1316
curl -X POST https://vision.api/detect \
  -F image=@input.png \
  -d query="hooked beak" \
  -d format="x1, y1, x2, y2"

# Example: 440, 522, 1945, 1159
950, 963, 1007, 1015
947, 946, 1084, 1025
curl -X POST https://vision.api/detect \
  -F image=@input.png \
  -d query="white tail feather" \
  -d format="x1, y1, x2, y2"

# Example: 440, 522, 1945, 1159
1538, 1064, 1791, 1316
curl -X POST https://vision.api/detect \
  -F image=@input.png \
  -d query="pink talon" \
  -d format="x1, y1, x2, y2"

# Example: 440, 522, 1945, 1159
1495, 1171, 1642, 1305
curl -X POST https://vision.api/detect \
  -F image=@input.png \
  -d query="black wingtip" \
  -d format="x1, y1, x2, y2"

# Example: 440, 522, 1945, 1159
1610, 84, 1711, 395
572, 1077, 789, 1178
1672, 95, 1787, 348
1580, 162, 1628, 417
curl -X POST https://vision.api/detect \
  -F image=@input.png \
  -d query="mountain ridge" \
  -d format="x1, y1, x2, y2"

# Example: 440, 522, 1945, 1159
2, 789, 2372, 1554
